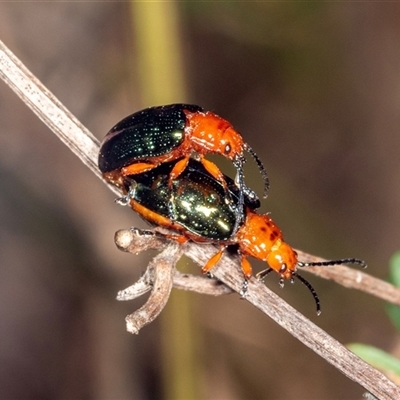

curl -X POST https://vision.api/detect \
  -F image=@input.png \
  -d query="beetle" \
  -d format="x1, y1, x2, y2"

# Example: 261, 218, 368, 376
119, 159, 260, 241
98, 104, 269, 223
119, 159, 366, 314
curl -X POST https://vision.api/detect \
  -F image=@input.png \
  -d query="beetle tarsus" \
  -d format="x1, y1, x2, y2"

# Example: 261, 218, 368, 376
239, 279, 249, 297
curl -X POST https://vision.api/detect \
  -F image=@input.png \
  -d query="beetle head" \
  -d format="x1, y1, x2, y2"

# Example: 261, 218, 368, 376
266, 242, 298, 280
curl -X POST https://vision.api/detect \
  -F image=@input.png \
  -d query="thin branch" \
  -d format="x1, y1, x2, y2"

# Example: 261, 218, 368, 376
115, 229, 234, 300
0, 39, 119, 196
115, 227, 400, 400
117, 270, 233, 301
1, 39, 400, 400
124, 242, 182, 334
172, 272, 234, 296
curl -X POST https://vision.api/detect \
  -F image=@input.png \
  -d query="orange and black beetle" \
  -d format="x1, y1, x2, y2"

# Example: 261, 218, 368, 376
98, 104, 269, 223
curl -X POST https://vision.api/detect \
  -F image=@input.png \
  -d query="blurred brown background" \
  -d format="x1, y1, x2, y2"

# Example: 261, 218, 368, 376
0, 3, 399, 399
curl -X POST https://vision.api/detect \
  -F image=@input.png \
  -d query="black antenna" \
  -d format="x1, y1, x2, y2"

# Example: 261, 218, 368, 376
244, 143, 269, 198
257, 267, 321, 315
243, 143, 269, 199
297, 258, 367, 269
232, 159, 246, 233
293, 272, 321, 315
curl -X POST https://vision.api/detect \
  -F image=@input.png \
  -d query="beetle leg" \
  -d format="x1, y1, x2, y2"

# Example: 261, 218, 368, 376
121, 162, 158, 176
102, 170, 125, 188
162, 233, 189, 244
237, 251, 252, 297
168, 156, 190, 186
115, 181, 137, 206
167, 157, 190, 220
168, 189, 176, 222
240, 256, 253, 280
256, 268, 273, 281
150, 227, 189, 244
130, 227, 155, 237
202, 247, 226, 275
200, 157, 228, 192
200, 156, 243, 233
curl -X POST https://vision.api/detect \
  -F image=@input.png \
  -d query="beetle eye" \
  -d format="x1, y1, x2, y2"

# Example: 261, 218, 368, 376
224, 143, 231, 154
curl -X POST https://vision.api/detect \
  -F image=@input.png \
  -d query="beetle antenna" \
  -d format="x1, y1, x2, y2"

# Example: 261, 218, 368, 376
244, 144, 269, 198
297, 258, 367, 269
232, 161, 246, 232
257, 268, 321, 314
292, 272, 321, 315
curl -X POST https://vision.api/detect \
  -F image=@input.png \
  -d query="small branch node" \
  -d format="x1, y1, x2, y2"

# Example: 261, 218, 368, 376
122, 242, 182, 334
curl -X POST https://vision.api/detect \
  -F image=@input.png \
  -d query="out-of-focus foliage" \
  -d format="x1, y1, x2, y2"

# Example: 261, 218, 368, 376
348, 344, 400, 380
387, 252, 400, 331
349, 252, 400, 386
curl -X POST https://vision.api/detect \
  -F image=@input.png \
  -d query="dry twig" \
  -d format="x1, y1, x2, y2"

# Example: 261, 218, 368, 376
123, 242, 182, 334
1, 38, 400, 400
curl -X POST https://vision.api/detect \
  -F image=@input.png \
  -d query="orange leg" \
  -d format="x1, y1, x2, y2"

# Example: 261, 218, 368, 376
121, 162, 158, 176
201, 156, 239, 229
200, 157, 229, 192
240, 257, 253, 280
168, 156, 190, 187
150, 226, 189, 244
162, 233, 189, 244
102, 170, 125, 188
202, 247, 226, 275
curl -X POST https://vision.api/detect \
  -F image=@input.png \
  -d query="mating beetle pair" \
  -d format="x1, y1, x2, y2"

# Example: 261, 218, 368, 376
98, 104, 269, 227
99, 104, 366, 313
